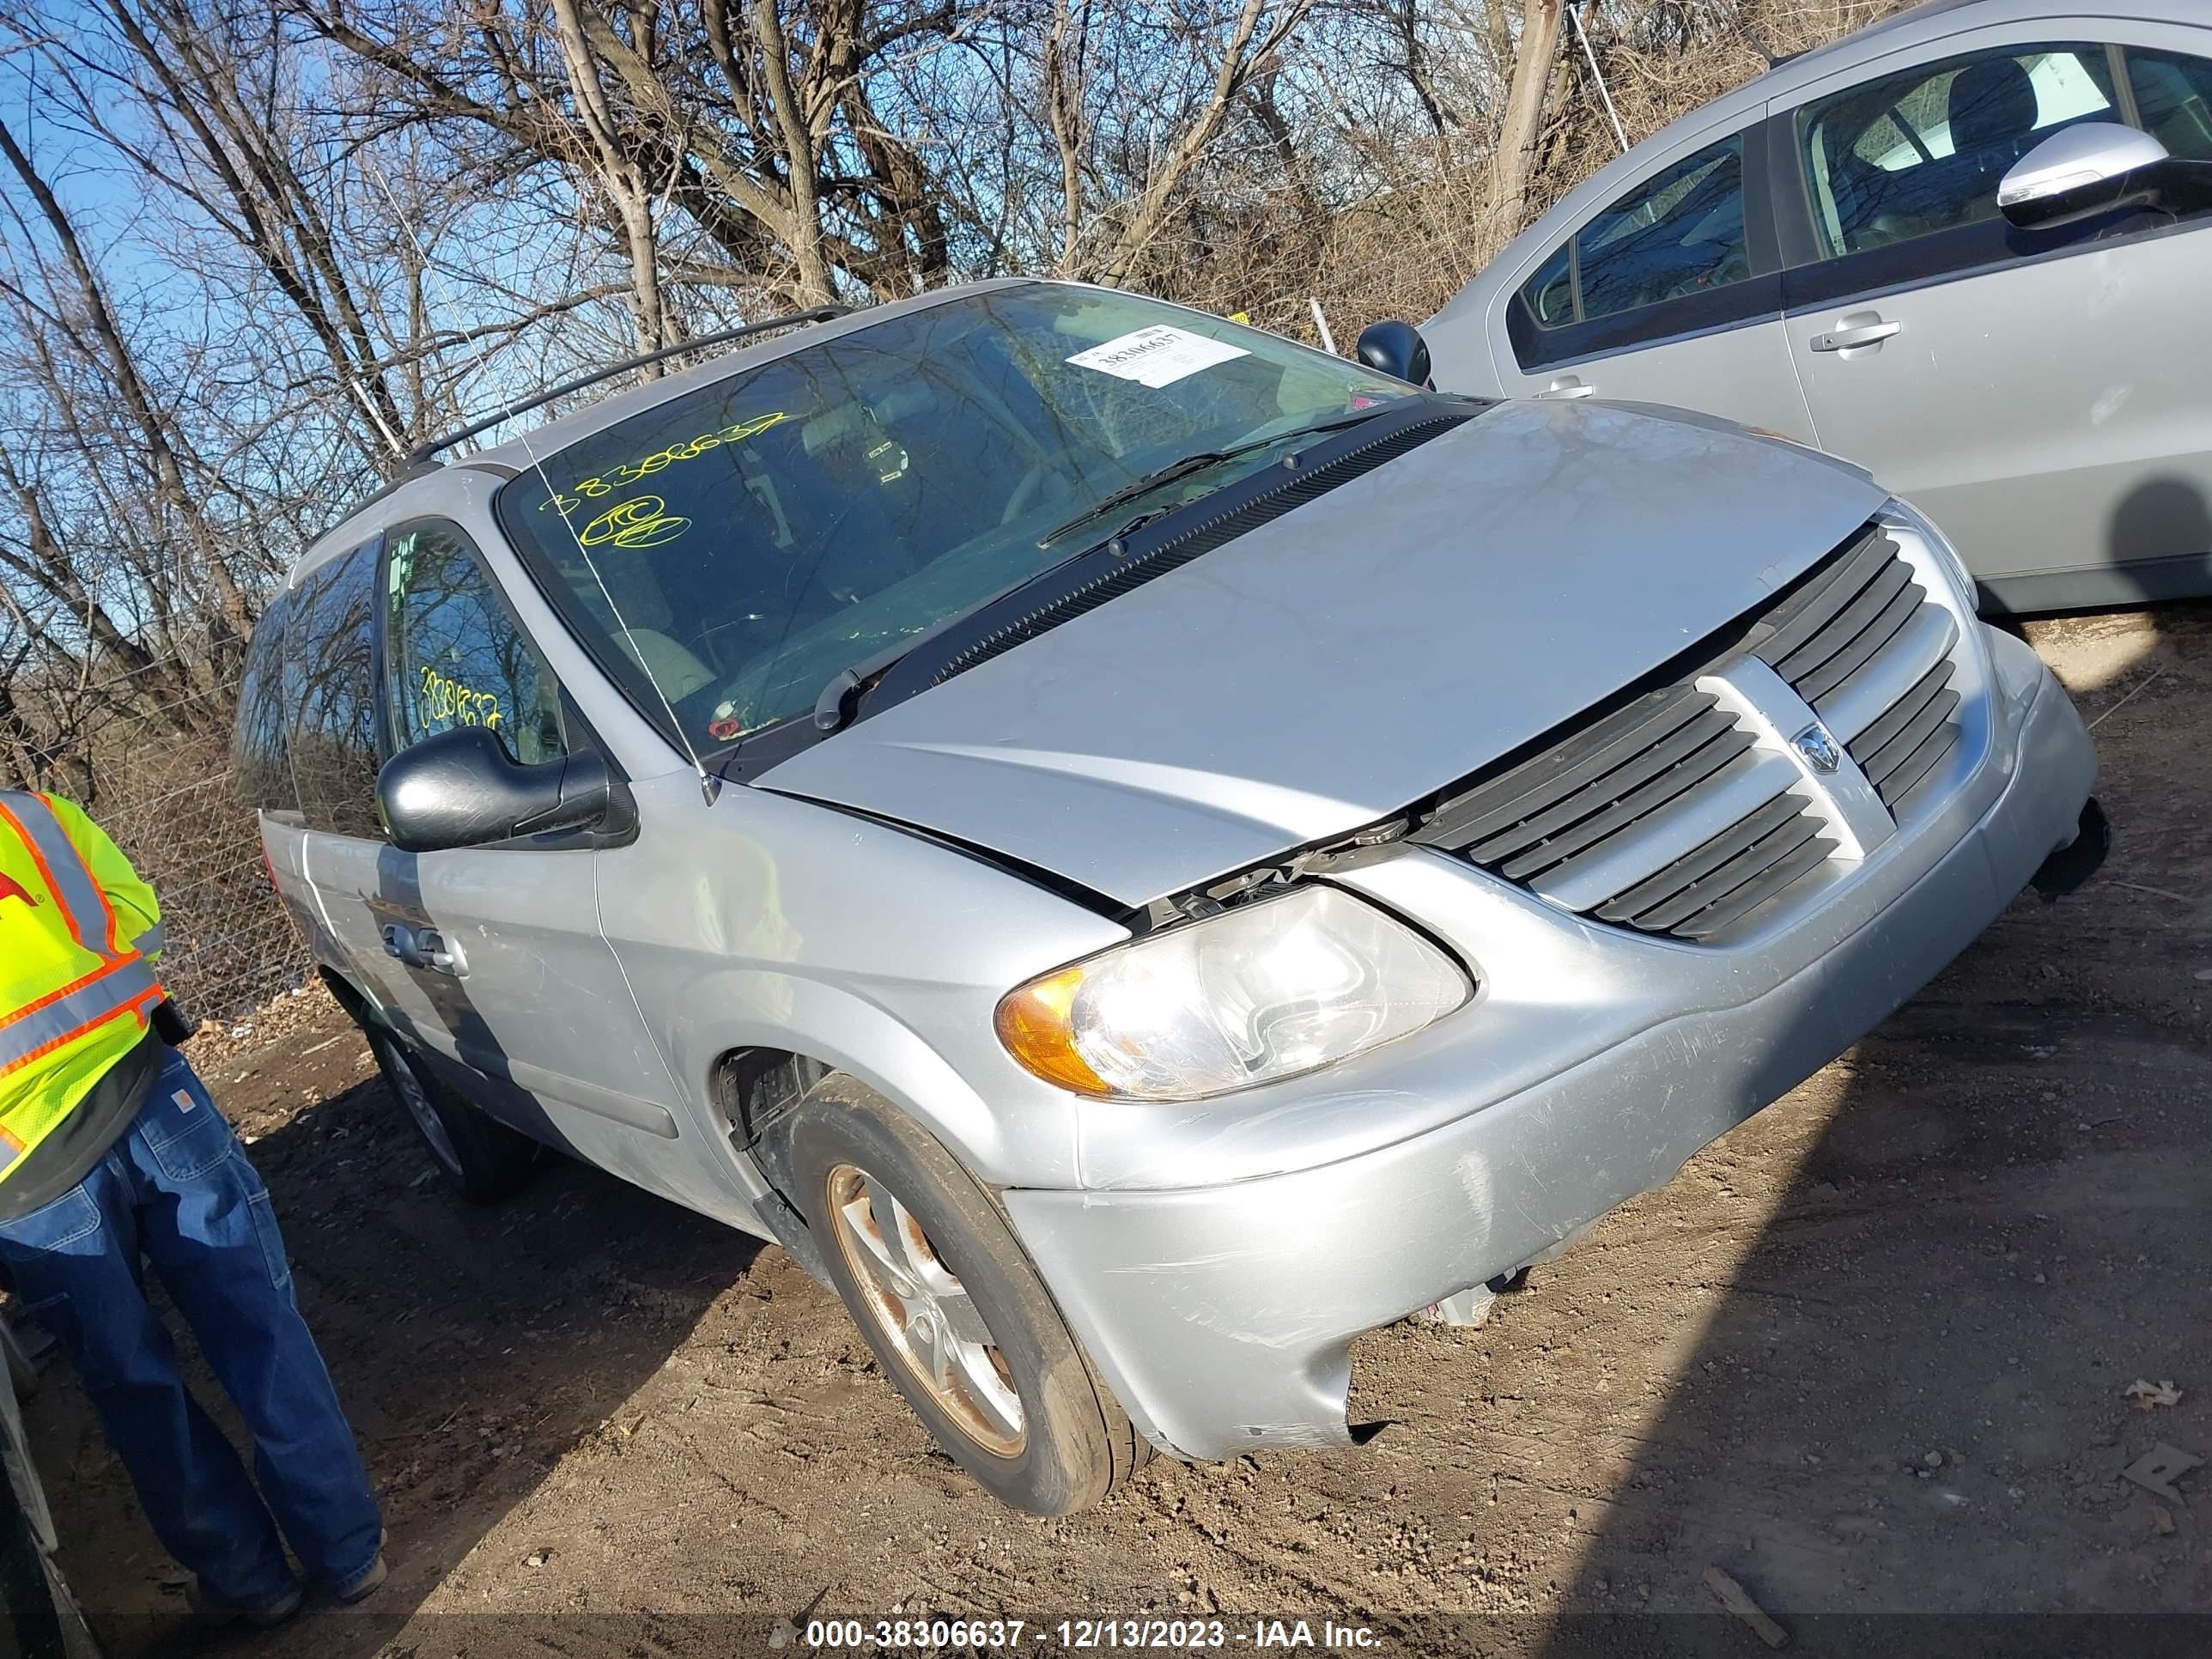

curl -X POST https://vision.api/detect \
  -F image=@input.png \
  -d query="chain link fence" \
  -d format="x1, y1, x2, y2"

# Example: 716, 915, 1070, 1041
7, 657, 313, 1024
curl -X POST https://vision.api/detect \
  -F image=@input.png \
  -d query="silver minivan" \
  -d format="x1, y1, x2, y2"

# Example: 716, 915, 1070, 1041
1415, 0, 2212, 613
237, 277, 2102, 1515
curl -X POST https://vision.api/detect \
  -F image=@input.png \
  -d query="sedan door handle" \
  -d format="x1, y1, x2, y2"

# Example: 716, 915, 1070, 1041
1534, 375, 1595, 399
416, 929, 466, 977
1809, 317, 1902, 353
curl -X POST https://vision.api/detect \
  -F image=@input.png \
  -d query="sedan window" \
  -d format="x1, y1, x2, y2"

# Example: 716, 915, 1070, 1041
2128, 46, 2212, 163
1571, 135, 1752, 321
1516, 240, 1576, 328
1798, 46, 2118, 258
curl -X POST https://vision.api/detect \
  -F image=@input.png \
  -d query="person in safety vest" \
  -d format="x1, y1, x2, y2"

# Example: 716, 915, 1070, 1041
0, 789, 384, 1628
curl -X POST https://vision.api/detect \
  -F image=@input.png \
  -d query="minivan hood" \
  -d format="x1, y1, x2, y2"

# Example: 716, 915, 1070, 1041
756, 399, 1889, 907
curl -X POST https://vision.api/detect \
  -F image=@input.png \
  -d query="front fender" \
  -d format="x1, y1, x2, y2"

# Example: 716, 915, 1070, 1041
596, 774, 1130, 1189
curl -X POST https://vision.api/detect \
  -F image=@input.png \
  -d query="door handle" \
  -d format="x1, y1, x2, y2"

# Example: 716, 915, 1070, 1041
1809, 317, 1901, 354
1535, 375, 1595, 399
381, 921, 465, 975
416, 929, 466, 977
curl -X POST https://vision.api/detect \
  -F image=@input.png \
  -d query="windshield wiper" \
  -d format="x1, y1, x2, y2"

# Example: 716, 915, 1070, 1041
1035, 408, 1394, 548
811, 405, 1407, 735
809, 605, 991, 734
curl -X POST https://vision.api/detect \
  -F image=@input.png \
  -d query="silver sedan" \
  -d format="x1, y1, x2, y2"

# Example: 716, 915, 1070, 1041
1402, 0, 2212, 614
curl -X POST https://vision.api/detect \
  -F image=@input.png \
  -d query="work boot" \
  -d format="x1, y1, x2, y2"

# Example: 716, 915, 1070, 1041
187, 1579, 304, 1629
332, 1530, 388, 1605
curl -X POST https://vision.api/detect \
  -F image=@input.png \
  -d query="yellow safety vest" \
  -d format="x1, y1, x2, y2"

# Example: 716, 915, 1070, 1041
0, 790, 165, 1182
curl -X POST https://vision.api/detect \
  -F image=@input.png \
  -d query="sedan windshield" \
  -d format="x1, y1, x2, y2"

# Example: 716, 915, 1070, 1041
495, 284, 1413, 754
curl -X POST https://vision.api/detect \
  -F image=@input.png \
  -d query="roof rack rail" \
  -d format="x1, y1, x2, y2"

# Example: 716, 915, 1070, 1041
405, 303, 851, 465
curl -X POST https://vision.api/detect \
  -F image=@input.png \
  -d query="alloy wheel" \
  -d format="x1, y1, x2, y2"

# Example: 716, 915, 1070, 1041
826, 1163, 1025, 1455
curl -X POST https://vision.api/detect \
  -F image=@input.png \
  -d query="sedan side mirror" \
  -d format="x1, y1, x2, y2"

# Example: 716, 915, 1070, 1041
1999, 121, 2173, 230
1353, 319, 1432, 387
378, 725, 621, 853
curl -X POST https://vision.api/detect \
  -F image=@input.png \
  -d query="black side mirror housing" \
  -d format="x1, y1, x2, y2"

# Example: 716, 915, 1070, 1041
1353, 319, 1432, 388
377, 725, 623, 853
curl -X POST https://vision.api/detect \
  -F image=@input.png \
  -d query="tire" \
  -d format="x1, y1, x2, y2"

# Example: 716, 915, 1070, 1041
363, 1024, 538, 1204
786, 1074, 1147, 1516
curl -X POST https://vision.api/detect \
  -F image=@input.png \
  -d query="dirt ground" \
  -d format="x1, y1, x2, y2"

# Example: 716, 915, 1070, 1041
20, 604, 2212, 1657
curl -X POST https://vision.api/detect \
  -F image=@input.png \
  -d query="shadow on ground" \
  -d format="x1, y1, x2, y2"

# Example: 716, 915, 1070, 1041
1534, 596, 2212, 1653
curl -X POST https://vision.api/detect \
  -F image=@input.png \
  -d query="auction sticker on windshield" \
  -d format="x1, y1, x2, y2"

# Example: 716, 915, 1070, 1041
1066, 325, 1248, 388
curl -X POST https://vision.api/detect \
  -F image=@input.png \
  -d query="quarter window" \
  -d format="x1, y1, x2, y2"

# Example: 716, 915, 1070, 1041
383, 524, 568, 767
1797, 45, 2117, 259
1516, 242, 1575, 328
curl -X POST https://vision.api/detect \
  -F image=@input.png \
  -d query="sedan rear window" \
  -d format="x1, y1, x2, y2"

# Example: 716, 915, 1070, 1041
1516, 132, 1753, 331
496, 287, 1409, 757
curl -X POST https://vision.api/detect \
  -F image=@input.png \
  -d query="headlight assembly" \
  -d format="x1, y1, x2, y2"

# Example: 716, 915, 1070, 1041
994, 885, 1471, 1102
1881, 497, 1976, 606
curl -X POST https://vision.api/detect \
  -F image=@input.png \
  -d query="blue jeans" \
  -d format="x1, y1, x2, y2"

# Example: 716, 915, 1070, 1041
0, 1048, 381, 1606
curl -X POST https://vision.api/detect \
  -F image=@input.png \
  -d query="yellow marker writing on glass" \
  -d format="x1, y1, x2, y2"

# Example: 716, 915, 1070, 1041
541, 410, 788, 516
580, 495, 693, 550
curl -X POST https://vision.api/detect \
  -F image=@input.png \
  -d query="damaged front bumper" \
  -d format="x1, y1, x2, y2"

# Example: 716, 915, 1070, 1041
1003, 630, 2096, 1460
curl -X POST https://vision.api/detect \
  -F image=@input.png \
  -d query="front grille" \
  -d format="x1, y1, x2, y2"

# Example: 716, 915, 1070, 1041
1410, 523, 1966, 942
1749, 528, 1961, 810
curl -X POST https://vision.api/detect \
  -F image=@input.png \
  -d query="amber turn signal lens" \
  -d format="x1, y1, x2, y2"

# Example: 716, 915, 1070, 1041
994, 965, 1110, 1097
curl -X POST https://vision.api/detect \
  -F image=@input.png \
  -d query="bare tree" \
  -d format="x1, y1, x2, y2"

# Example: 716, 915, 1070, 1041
1486, 0, 1564, 245
550, 0, 685, 356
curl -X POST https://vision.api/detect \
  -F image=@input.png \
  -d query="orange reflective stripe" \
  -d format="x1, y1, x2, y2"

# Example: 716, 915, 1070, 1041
0, 793, 85, 951
1, 952, 161, 1041
0, 792, 124, 963
40, 793, 126, 956
0, 1126, 23, 1170
4, 962, 114, 1027
0, 981, 161, 1082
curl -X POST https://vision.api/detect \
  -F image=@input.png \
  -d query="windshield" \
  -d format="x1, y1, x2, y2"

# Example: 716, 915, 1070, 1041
495, 285, 1413, 753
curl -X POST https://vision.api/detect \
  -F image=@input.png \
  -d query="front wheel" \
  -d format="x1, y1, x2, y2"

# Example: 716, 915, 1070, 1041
363, 1025, 538, 1203
786, 1075, 1147, 1515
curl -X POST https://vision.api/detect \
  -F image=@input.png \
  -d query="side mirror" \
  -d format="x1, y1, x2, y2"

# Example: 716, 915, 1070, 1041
377, 725, 618, 853
1999, 121, 2171, 229
1353, 319, 1432, 387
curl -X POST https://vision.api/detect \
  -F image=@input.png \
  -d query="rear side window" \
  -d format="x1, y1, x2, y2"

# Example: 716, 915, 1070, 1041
282, 538, 386, 839
230, 590, 300, 821
1797, 45, 2117, 259
383, 522, 568, 767
1573, 135, 1752, 320
2128, 47, 2212, 163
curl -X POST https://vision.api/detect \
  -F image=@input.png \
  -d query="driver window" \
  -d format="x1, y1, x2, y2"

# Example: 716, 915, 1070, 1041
1796, 45, 2117, 259
1571, 134, 1752, 321
384, 523, 568, 766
